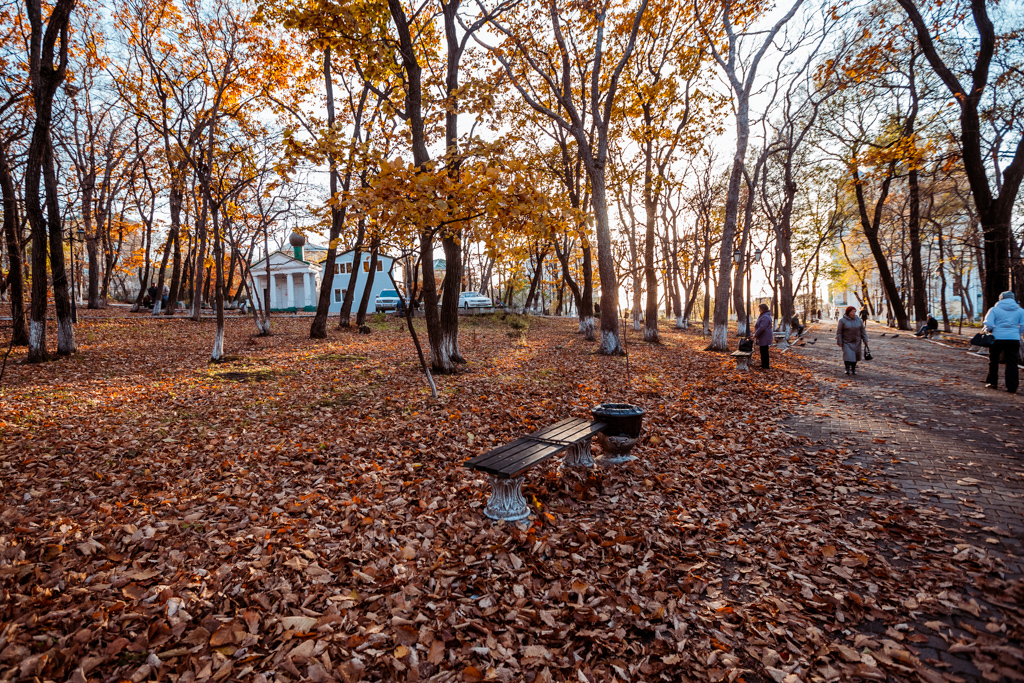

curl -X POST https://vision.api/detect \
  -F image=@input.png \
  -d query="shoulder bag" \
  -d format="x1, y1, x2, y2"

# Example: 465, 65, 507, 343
970, 332, 995, 347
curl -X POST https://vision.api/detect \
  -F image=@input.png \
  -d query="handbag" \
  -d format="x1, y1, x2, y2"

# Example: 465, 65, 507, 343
970, 333, 995, 347
738, 338, 753, 353
863, 346, 873, 361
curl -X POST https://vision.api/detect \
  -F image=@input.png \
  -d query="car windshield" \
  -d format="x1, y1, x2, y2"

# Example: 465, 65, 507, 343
379, 290, 399, 297
460, 292, 482, 298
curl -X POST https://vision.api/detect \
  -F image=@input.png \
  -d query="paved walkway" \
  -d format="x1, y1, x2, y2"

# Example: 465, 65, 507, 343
783, 320, 1024, 571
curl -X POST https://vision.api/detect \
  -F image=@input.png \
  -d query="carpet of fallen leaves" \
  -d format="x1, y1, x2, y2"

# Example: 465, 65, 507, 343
0, 310, 1021, 683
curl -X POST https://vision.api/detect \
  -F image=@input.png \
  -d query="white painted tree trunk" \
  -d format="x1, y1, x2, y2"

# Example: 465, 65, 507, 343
56, 316, 75, 356
589, 173, 623, 355
151, 300, 162, 316
578, 315, 595, 339
736, 320, 748, 337
29, 320, 44, 360
598, 328, 622, 355
210, 325, 224, 362
676, 316, 686, 329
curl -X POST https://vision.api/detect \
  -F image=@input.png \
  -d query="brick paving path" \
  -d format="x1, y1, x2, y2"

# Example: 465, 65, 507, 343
782, 320, 1024, 574
780, 321, 1024, 681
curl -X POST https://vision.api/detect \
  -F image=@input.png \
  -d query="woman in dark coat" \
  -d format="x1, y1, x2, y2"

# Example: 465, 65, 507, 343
753, 303, 773, 370
837, 305, 868, 375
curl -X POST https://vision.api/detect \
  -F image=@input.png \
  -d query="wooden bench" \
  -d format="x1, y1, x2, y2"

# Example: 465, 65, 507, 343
773, 333, 790, 350
730, 350, 752, 371
464, 417, 606, 522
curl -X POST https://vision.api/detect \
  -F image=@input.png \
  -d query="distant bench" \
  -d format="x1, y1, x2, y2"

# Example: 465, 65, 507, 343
464, 417, 606, 522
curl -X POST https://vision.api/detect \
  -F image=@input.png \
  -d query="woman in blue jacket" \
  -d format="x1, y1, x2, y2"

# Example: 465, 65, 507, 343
983, 291, 1024, 393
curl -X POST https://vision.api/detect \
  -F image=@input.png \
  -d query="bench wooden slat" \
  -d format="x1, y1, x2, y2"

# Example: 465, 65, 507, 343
529, 418, 606, 444
465, 438, 564, 478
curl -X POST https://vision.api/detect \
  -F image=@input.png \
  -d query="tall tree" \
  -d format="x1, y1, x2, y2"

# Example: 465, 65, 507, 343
896, 0, 1024, 308
481, 0, 653, 355
25, 0, 77, 361
696, 0, 805, 352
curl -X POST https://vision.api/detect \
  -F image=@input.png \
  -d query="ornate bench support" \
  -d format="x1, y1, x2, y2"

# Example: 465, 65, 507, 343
730, 351, 750, 371
596, 433, 639, 465
484, 475, 530, 522
562, 439, 595, 468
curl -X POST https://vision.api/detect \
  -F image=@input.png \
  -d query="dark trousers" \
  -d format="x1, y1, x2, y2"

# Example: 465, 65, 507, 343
759, 345, 770, 369
987, 340, 1020, 391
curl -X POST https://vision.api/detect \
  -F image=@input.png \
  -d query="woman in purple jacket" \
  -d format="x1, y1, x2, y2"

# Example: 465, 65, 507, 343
753, 303, 773, 369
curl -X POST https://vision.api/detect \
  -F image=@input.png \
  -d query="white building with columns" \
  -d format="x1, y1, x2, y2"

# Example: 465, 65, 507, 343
250, 236, 323, 312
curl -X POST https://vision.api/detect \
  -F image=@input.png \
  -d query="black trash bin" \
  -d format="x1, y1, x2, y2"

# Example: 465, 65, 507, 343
591, 403, 644, 438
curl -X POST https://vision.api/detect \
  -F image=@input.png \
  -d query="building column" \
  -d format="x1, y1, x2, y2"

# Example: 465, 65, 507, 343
268, 275, 277, 309
286, 273, 295, 309
302, 272, 311, 309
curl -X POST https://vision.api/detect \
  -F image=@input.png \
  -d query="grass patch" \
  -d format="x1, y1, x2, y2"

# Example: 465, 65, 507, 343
208, 368, 294, 382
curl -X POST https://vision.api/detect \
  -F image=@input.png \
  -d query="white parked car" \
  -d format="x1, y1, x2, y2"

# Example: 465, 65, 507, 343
459, 292, 492, 308
374, 289, 402, 311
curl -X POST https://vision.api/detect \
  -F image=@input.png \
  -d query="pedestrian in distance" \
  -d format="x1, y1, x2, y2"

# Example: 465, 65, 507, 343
982, 291, 1024, 394
859, 306, 869, 323
838, 305, 869, 376
753, 303, 773, 370
914, 314, 939, 337
791, 313, 805, 337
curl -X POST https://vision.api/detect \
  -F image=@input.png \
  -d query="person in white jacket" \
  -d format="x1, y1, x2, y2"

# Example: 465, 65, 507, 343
983, 291, 1024, 393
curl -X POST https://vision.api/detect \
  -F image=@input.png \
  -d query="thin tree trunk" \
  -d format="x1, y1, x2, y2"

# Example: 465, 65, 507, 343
356, 243, 379, 326
338, 219, 365, 327
0, 144, 27, 345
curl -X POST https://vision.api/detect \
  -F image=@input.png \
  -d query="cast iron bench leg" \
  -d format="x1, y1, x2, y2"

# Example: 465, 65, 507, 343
484, 475, 530, 522
562, 439, 595, 468
734, 355, 749, 371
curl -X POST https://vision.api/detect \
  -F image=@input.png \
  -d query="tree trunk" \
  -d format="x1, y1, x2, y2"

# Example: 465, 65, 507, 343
191, 196, 209, 321
43, 130, 74, 354
164, 184, 184, 315
25, 0, 76, 361
643, 180, 659, 343
523, 245, 547, 312
355, 243, 378, 326
311, 49, 366, 339
671, 219, 684, 328
710, 152, 744, 351
83, 189, 102, 309
338, 220, 365, 327
626, 208, 641, 330
853, 166, 910, 329
210, 203, 225, 361
589, 175, 622, 355
0, 144, 27, 346
936, 218, 951, 332
437, 233, 466, 368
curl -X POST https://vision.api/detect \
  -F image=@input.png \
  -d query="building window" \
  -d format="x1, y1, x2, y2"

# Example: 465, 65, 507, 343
362, 261, 369, 273
334, 288, 341, 303
346, 262, 353, 273
334, 264, 340, 274
376, 261, 383, 271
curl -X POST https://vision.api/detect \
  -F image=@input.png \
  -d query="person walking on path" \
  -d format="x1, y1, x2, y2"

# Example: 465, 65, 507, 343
983, 291, 1024, 393
838, 305, 869, 376
859, 306, 869, 323
754, 303, 773, 370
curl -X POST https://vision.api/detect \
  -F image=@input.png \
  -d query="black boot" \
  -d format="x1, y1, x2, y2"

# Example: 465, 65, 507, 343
844, 362, 850, 375
851, 362, 857, 375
